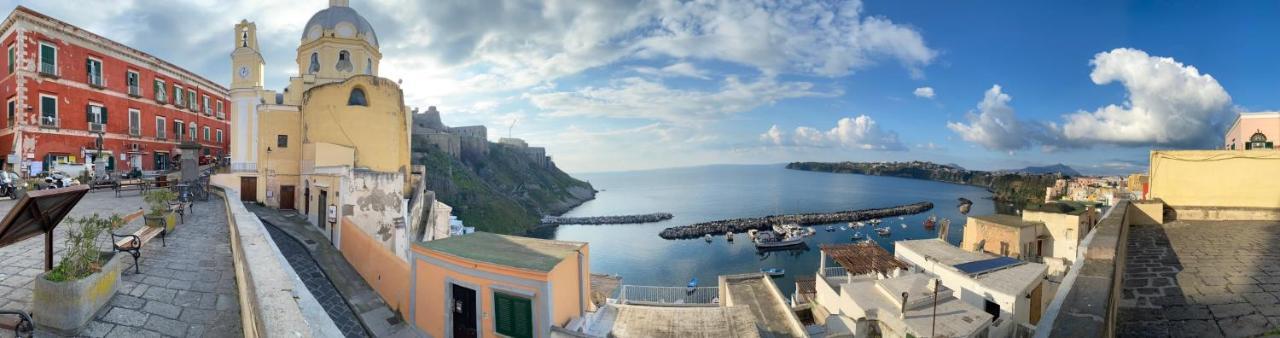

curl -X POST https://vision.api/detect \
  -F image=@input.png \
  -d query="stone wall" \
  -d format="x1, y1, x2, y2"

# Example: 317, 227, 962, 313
1040, 200, 1132, 338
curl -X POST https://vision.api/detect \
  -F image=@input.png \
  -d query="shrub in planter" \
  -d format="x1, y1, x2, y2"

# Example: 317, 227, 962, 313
34, 214, 125, 334
143, 189, 176, 229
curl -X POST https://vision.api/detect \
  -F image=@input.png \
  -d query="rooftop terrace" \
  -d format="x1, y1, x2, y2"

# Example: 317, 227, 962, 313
970, 214, 1044, 228
415, 231, 585, 272
897, 239, 1048, 297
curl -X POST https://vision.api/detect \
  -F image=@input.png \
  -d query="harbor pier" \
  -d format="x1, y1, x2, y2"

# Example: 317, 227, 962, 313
658, 202, 933, 239
541, 213, 674, 225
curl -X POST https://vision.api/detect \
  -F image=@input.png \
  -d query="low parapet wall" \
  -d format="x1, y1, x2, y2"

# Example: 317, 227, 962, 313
1039, 200, 1133, 338
212, 182, 343, 337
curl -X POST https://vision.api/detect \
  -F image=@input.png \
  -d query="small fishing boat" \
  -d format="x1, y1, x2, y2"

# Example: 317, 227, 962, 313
876, 227, 891, 236
839, 226, 847, 231
747, 229, 759, 239
727, 231, 735, 242
924, 215, 938, 228
754, 230, 805, 248
760, 267, 785, 277
687, 278, 699, 293
900, 223, 907, 229
851, 232, 864, 240
704, 234, 713, 242
826, 226, 835, 232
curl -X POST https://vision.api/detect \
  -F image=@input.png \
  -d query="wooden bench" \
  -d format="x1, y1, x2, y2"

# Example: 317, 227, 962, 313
90, 179, 116, 192
114, 179, 150, 197
111, 225, 166, 274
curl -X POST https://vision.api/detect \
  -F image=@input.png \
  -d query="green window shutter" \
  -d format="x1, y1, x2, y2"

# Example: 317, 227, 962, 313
495, 294, 513, 335
494, 293, 532, 338
86, 104, 92, 122
7, 47, 13, 74
102, 106, 108, 122
40, 44, 54, 65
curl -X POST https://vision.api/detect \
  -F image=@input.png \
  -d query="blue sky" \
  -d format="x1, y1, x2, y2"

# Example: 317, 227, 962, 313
11, 0, 1278, 174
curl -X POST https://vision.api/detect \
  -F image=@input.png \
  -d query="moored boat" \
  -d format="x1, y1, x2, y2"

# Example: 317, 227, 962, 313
876, 227, 891, 236
760, 267, 785, 277
704, 234, 712, 242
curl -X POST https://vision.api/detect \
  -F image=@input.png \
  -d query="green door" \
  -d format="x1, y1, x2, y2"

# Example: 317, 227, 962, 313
493, 293, 532, 338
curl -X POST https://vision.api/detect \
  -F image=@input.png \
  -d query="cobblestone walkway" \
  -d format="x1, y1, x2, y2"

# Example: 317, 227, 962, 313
1119, 220, 1280, 337
0, 191, 241, 337
261, 221, 368, 337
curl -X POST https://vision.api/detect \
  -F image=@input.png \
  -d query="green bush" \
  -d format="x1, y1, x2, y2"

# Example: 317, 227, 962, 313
144, 189, 177, 217
45, 214, 123, 282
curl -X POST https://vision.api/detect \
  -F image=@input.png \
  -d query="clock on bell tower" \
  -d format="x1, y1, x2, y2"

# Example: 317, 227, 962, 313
231, 20, 264, 90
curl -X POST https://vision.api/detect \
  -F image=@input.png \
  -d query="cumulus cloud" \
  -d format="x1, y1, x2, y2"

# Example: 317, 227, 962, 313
761, 115, 906, 151
946, 85, 1039, 152
529, 76, 835, 123
634, 62, 711, 79
1059, 48, 1232, 147
913, 86, 935, 99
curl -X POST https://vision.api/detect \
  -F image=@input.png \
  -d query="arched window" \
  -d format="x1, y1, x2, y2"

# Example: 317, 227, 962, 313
348, 88, 367, 106
241, 29, 248, 48
1249, 131, 1272, 150
336, 50, 352, 72
365, 58, 372, 74
308, 52, 320, 74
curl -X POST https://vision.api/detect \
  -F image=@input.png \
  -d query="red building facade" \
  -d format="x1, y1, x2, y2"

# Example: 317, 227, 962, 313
0, 6, 230, 176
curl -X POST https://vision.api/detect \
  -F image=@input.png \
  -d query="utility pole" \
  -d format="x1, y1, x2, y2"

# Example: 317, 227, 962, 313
932, 278, 940, 337
508, 118, 518, 138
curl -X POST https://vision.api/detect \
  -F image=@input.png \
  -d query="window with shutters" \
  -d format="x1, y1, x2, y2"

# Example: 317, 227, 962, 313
38, 42, 56, 76
216, 129, 223, 143
86, 103, 106, 132
86, 58, 103, 87
174, 86, 184, 106
156, 117, 167, 139
128, 109, 141, 136
127, 70, 141, 96
174, 119, 184, 139
6, 97, 14, 128
203, 126, 210, 141
188, 122, 196, 141
7, 45, 14, 74
39, 94, 57, 127
188, 91, 197, 111
154, 79, 167, 102
493, 293, 532, 338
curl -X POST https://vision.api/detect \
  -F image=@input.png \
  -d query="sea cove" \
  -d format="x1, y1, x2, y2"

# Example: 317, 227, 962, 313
530, 164, 995, 296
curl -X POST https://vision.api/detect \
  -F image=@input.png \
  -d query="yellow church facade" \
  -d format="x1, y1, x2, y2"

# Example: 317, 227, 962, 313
226, 0, 417, 256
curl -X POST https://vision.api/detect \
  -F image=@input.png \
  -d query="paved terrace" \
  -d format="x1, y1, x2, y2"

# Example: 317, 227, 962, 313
0, 191, 241, 337
1118, 220, 1280, 337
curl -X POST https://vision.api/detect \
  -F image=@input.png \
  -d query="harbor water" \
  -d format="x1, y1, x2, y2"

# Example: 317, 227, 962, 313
528, 164, 995, 297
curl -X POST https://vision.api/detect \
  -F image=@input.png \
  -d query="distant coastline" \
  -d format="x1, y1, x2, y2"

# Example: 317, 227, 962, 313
785, 161, 1062, 207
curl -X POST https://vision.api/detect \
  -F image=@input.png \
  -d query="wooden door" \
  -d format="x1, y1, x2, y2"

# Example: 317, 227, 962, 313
280, 185, 295, 210
452, 284, 478, 338
240, 177, 257, 202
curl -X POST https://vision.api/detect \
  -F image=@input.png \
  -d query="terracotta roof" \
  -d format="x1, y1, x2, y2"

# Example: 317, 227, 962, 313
820, 242, 908, 276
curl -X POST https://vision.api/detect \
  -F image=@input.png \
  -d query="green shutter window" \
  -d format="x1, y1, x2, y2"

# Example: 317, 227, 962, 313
493, 293, 532, 338
41, 96, 55, 118
101, 106, 108, 122
40, 44, 54, 66
7, 47, 13, 74
86, 104, 92, 122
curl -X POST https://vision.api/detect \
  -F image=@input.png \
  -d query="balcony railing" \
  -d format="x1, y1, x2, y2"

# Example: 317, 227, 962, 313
128, 85, 141, 97
40, 116, 58, 128
88, 74, 104, 88
38, 63, 58, 77
89, 122, 104, 133
216, 112, 225, 120
618, 285, 720, 306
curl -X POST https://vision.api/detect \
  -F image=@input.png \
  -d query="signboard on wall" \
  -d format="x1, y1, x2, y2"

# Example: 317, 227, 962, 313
326, 205, 337, 224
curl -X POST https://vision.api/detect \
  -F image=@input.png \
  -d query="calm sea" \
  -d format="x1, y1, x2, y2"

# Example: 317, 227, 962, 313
528, 164, 995, 296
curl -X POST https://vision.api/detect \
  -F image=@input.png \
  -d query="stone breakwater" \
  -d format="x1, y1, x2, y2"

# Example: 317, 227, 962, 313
658, 202, 933, 239
541, 213, 674, 225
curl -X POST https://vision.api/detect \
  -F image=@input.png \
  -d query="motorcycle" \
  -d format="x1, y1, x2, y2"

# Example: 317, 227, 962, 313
42, 171, 74, 190
0, 171, 18, 199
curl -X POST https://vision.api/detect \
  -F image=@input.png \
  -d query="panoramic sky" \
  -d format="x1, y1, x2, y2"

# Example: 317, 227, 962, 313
11, 0, 1280, 174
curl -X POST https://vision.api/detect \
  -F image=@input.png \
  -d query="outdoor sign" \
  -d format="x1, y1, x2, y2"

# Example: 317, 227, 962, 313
0, 185, 90, 270
327, 205, 337, 224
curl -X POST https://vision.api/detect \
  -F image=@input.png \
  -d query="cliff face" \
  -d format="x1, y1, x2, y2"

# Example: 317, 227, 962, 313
786, 161, 1061, 206
413, 144, 596, 234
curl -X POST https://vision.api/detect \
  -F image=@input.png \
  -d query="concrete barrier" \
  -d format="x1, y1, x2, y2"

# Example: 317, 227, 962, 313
212, 183, 343, 338
1039, 200, 1132, 338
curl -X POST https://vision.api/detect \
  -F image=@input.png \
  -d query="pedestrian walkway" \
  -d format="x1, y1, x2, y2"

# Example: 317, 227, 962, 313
0, 191, 242, 337
247, 205, 412, 337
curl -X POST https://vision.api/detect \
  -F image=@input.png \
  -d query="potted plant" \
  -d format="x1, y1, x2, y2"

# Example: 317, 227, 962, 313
33, 214, 126, 334
143, 189, 178, 232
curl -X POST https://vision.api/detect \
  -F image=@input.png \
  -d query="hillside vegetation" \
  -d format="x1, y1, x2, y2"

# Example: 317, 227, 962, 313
413, 145, 595, 234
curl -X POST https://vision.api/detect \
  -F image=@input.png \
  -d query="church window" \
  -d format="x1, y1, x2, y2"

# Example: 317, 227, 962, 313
241, 28, 249, 48
336, 50, 352, 72
308, 52, 319, 74
348, 88, 367, 106
365, 58, 372, 74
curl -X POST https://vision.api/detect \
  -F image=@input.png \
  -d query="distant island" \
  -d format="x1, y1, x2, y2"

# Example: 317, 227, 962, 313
786, 161, 1070, 206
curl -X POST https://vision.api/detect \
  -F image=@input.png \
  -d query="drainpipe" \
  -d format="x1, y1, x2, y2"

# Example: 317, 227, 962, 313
900, 292, 909, 318
577, 250, 586, 318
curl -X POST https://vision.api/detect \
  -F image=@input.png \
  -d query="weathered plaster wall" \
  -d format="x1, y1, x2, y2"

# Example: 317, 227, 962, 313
1149, 150, 1280, 208
346, 169, 405, 252
340, 217, 410, 320
301, 76, 410, 183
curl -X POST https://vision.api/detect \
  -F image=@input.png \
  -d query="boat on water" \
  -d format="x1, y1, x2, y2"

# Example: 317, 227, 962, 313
876, 227, 891, 236
754, 229, 806, 248
825, 226, 835, 232
760, 267, 785, 277
704, 234, 713, 242
851, 232, 864, 240
899, 216, 905, 220
869, 218, 882, 225
727, 231, 735, 242
839, 226, 847, 231
924, 215, 938, 228
747, 229, 759, 239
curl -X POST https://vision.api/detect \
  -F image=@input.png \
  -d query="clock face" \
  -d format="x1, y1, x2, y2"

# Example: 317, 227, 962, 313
238, 66, 249, 79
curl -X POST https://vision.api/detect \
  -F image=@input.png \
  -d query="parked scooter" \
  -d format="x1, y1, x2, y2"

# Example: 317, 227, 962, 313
0, 171, 17, 199
42, 171, 74, 190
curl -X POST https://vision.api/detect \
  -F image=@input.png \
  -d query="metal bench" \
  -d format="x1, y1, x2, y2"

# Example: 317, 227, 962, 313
111, 225, 166, 274
0, 310, 33, 338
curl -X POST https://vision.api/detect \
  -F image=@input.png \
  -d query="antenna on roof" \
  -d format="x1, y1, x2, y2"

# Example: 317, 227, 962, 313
508, 118, 518, 138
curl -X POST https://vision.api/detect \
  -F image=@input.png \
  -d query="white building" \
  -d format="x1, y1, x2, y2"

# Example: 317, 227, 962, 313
895, 239, 1048, 337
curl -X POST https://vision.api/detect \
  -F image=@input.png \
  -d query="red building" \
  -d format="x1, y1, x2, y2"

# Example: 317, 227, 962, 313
0, 6, 230, 176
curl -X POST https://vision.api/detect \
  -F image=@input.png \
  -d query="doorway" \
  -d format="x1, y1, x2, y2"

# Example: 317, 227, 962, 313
280, 185, 295, 210
451, 284, 478, 338
316, 190, 327, 230
240, 177, 257, 202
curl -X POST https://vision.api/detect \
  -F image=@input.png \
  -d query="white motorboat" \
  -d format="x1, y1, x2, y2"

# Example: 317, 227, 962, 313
754, 229, 805, 248
876, 227, 891, 236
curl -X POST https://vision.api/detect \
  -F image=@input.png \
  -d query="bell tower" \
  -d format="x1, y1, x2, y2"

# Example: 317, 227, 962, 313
230, 19, 265, 173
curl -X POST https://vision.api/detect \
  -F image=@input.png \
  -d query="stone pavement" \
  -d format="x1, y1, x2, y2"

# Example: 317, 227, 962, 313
1118, 220, 1280, 337
261, 222, 367, 337
0, 190, 241, 337
247, 204, 413, 338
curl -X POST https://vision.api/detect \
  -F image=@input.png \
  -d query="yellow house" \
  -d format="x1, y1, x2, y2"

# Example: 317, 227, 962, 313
227, 0, 415, 254
411, 232, 591, 338
960, 202, 1099, 275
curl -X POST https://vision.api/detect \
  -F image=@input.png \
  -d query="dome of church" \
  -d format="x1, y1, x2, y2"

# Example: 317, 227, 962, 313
302, 2, 378, 47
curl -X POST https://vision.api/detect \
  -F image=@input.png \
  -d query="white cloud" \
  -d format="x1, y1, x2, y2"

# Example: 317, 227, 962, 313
946, 85, 1037, 153
528, 76, 835, 123
634, 62, 710, 80
761, 115, 906, 151
1059, 48, 1232, 147
913, 86, 935, 99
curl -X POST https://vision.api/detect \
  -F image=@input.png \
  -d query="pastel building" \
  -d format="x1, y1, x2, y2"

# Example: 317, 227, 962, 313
411, 232, 591, 338
896, 239, 1048, 337
1224, 112, 1280, 150
960, 202, 1099, 275
0, 6, 231, 175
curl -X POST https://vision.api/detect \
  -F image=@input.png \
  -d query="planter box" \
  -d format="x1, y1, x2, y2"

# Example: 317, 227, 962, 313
33, 253, 125, 335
